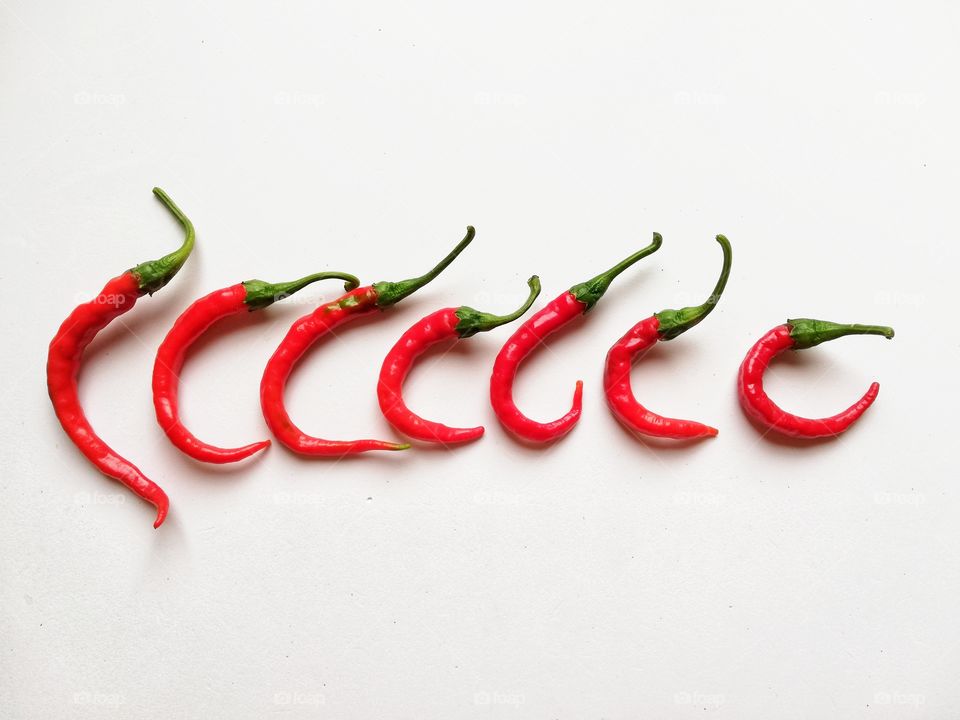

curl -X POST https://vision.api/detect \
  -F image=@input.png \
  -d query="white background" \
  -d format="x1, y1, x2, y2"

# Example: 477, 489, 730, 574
1, 1, 957, 718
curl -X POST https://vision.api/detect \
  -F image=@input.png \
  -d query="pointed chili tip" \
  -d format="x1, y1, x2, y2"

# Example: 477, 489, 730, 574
573, 379, 584, 403
705, 426, 719, 437
153, 502, 169, 529
251, 439, 272, 453
392, 442, 412, 451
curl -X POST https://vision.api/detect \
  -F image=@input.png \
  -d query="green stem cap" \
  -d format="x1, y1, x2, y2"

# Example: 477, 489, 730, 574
373, 226, 475, 307
454, 276, 541, 338
569, 232, 663, 311
655, 234, 733, 340
243, 272, 361, 311
131, 188, 196, 295
787, 318, 895, 350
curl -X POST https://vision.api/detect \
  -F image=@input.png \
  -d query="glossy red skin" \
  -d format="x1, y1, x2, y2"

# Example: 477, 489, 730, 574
260, 286, 406, 455
490, 291, 585, 442
378, 308, 484, 444
738, 324, 880, 438
604, 316, 719, 439
46, 272, 169, 528
153, 283, 271, 463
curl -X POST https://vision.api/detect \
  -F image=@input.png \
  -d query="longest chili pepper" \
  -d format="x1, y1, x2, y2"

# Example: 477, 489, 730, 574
46, 188, 195, 528
604, 235, 732, 439
260, 227, 475, 455
378, 277, 541, 444
738, 318, 894, 438
153, 271, 361, 464
489, 234, 662, 443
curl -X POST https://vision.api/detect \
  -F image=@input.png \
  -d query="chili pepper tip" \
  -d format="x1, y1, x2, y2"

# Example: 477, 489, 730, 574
153, 502, 169, 529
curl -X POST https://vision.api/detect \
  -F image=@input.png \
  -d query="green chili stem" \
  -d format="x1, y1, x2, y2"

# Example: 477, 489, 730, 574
655, 234, 733, 340
569, 232, 663, 311
243, 271, 361, 311
373, 226, 476, 307
455, 276, 542, 338
131, 188, 196, 295
788, 318, 895, 349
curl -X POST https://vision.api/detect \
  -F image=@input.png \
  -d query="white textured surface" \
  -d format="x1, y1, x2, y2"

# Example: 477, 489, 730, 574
1, 2, 957, 717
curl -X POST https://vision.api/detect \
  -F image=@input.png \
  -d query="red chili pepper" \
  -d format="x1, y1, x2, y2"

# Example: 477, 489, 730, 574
378, 277, 541, 444
153, 271, 361, 464
261, 227, 475, 455
46, 188, 195, 528
489, 234, 662, 443
604, 235, 732, 439
738, 318, 895, 438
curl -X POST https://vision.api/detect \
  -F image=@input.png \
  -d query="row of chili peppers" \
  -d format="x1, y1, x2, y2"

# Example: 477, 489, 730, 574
47, 189, 895, 528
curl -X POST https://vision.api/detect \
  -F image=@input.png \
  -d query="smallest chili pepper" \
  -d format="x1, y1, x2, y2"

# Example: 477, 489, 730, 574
738, 318, 894, 438
378, 276, 541, 444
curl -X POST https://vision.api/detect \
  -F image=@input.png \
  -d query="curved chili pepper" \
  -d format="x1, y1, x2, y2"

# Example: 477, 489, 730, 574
46, 188, 195, 528
378, 277, 541, 444
261, 227, 475, 455
489, 234, 662, 443
604, 235, 732, 439
738, 318, 894, 438
153, 271, 361, 464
